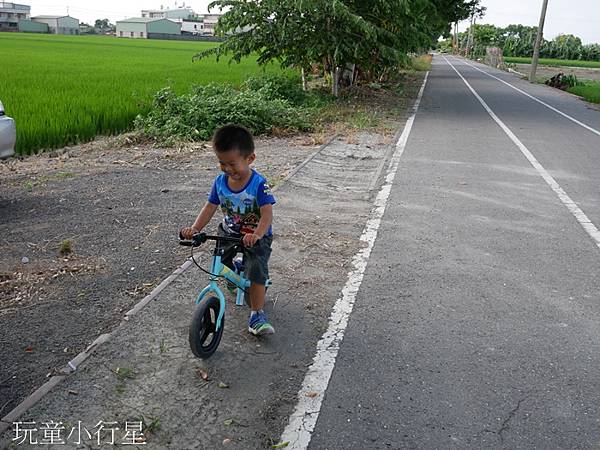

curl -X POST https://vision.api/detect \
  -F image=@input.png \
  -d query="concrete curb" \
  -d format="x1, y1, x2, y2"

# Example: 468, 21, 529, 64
0, 135, 337, 438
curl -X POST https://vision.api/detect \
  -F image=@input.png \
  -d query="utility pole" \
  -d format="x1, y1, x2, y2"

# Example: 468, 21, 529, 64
530, 0, 549, 82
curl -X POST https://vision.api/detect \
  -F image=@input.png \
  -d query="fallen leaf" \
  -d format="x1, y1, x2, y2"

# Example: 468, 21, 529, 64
223, 438, 232, 445
223, 419, 233, 426
25, 346, 33, 353
218, 381, 229, 389
197, 368, 209, 381
305, 391, 319, 398
272, 442, 289, 449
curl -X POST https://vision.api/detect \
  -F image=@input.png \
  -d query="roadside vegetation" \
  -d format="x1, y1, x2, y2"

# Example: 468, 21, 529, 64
136, 56, 431, 144
135, 73, 321, 144
439, 23, 600, 62
0, 33, 281, 155
568, 81, 600, 104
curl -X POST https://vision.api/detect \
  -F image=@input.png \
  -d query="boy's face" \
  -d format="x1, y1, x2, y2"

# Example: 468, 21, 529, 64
216, 149, 255, 181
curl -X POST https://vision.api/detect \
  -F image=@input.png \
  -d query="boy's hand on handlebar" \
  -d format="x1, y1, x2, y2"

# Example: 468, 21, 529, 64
180, 227, 199, 240
243, 233, 261, 247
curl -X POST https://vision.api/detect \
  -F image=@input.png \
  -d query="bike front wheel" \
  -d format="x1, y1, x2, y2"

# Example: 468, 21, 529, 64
189, 296, 224, 359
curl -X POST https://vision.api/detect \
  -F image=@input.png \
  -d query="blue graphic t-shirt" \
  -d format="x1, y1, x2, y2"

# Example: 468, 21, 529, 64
208, 169, 276, 236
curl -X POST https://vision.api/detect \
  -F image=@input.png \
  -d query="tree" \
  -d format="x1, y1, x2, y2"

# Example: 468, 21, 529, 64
464, 1, 486, 57
440, 23, 600, 63
195, 0, 477, 95
94, 19, 113, 33
448, 0, 481, 53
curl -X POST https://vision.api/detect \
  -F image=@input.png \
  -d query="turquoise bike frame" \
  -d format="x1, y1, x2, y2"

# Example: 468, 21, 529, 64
194, 254, 251, 332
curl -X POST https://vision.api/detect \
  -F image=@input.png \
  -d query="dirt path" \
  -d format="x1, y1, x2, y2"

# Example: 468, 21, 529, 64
0, 136, 319, 419
1, 128, 406, 449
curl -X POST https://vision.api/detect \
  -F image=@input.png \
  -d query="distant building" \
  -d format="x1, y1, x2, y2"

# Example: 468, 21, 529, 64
180, 19, 204, 35
116, 17, 180, 39
31, 15, 79, 34
141, 5, 194, 20
79, 23, 95, 34
0, 2, 30, 32
201, 13, 221, 36
18, 18, 47, 33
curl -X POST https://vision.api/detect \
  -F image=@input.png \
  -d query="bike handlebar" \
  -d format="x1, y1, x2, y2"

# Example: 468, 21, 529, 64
178, 231, 244, 247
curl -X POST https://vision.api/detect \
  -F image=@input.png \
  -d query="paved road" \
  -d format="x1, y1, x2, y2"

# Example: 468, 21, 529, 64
307, 56, 600, 448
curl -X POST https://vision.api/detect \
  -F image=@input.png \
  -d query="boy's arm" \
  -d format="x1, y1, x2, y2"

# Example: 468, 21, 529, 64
243, 204, 272, 246
192, 202, 219, 231
181, 202, 218, 239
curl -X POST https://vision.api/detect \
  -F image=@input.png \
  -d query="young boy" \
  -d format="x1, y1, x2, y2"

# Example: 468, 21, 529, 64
180, 125, 276, 335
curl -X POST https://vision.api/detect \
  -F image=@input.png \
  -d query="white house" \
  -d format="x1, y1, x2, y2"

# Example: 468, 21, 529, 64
141, 5, 194, 20
31, 15, 79, 34
201, 13, 221, 35
180, 19, 204, 34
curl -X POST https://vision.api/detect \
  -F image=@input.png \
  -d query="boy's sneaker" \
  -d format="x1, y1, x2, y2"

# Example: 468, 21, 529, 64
248, 311, 275, 336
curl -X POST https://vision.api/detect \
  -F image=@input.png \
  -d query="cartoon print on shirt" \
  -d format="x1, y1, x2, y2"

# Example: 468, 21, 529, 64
208, 170, 276, 236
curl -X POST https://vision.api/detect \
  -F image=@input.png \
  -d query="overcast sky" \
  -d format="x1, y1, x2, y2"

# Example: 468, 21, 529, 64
29, 0, 600, 44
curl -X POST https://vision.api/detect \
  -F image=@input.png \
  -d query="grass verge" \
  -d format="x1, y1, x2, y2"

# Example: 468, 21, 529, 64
568, 81, 600, 103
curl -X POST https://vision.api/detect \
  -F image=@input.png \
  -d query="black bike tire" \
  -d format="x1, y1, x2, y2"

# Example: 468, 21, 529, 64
188, 296, 224, 359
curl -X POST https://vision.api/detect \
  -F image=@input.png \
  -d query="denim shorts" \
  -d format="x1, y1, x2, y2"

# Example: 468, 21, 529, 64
216, 224, 272, 285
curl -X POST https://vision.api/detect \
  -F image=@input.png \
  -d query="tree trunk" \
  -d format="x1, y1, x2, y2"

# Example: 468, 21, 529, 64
347, 63, 356, 86
466, 14, 474, 57
452, 22, 458, 54
331, 67, 341, 97
301, 68, 308, 91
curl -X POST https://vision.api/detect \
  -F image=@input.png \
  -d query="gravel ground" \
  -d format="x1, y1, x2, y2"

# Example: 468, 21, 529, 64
0, 135, 320, 418
0, 128, 410, 449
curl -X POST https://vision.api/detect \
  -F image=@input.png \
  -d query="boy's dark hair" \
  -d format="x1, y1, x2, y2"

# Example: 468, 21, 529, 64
212, 125, 255, 157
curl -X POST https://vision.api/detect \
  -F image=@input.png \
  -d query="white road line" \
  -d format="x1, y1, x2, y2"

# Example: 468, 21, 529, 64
443, 55, 600, 249
451, 56, 600, 138
279, 72, 429, 450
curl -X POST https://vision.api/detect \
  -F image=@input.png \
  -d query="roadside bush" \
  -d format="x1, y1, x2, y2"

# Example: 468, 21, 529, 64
243, 72, 306, 105
545, 73, 582, 90
135, 78, 313, 143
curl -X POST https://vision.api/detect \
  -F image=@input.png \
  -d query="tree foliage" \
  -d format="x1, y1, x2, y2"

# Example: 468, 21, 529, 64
448, 24, 600, 62
94, 19, 114, 33
195, 0, 476, 93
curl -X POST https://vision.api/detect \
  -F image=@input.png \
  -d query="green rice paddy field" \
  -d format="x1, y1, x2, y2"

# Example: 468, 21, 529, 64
0, 33, 282, 155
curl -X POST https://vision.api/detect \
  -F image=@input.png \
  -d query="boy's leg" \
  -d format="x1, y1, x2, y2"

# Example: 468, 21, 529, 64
245, 236, 274, 335
248, 283, 267, 311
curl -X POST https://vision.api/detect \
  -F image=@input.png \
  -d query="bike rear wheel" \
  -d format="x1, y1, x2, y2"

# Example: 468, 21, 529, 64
189, 296, 224, 358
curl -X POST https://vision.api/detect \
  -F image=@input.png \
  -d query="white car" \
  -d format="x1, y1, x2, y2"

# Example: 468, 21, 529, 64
0, 100, 16, 159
